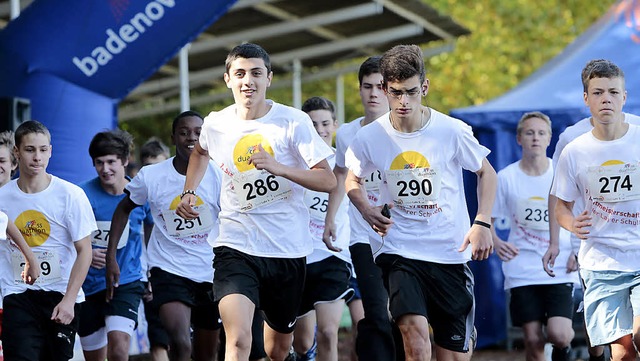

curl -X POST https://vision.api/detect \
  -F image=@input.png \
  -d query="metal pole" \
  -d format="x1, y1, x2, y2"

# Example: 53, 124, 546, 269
292, 58, 302, 109
10, 0, 20, 19
179, 44, 191, 111
336, 74, 345, 125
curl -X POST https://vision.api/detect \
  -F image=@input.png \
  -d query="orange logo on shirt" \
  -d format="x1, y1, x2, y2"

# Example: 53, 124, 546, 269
169, 195, 205, 210
390, 151, 430, 170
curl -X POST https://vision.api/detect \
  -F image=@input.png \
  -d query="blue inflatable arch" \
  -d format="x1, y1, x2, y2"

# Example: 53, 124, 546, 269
0, 0, 236, 182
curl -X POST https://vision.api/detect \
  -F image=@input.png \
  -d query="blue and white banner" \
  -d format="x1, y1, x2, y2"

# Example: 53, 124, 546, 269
0, 0, 236, 182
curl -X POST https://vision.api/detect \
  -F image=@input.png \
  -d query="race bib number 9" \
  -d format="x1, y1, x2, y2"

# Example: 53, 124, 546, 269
385, 168, 441, 206
92, 221, 130, 249
12, 250, 62, 285
587, 163, 640, 202
515, 198, 548, 230
162, 205, 214, 238
232, 169, 292, 211
304, 190, 329, 220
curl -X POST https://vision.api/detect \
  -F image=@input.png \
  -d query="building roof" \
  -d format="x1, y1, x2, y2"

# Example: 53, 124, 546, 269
1, 0, 470, 121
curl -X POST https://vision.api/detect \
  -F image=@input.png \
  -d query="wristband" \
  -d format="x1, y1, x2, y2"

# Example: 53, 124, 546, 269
473, 219, 491, 229
180, 189, 197, 199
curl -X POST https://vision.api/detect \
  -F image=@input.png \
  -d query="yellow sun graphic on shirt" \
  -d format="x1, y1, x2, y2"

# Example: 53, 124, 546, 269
389, 151, 430, 170
15, 210, 50, 247
232, 134, 275, 172
529, 196, 545, 201
601, 160, 625, 166
169, 195, 205, 210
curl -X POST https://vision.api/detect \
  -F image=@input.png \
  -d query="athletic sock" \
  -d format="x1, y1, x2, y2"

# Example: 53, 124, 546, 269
551, 346, 571, 361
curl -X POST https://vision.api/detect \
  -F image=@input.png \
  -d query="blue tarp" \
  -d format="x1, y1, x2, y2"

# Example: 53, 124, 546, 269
0, 0, 236, 183
450, 0, 640, 348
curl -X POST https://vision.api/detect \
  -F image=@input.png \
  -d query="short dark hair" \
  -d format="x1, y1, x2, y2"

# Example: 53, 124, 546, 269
301, 97, 336, 120
581, 59, 625, 92
358, 56, 382, 86
14, 120, 50, 148
380, 44, 425, 85
172, 110, 203, 135
140, 137, 170, 162
88, 129, 133, 164
225, 43, 272, 74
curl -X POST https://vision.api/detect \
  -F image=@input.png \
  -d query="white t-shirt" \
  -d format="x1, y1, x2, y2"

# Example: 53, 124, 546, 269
345, 108, 490, 264
552, 113, 640, 252
0, 210, 8, 304
304, 153, 351, 264
551, 124, 640, 272
126, 157, 221, 283
0, 210, 7, 240
0, 177, 97, 301
493, 159, 578, 289
200, 100, 334, 258
336, 117, 381, 246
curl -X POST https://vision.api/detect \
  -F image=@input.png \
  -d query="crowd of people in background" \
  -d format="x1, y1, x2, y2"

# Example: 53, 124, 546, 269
0, 42, 639, 361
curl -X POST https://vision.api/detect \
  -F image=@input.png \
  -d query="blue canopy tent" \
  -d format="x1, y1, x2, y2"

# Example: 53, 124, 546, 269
450, 0, 640, 348
0, 0, 236, 183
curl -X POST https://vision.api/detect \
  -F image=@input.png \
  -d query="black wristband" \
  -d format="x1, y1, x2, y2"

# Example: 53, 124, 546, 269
473, 219, 491, 229
180, 189, 196, 199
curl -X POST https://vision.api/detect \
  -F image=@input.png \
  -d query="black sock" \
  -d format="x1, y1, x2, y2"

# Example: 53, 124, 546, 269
551, 346, 571, 361
589, 353, 606, 361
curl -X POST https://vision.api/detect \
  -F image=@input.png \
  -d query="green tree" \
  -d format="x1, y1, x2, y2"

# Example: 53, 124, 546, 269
425, 0, 617, 113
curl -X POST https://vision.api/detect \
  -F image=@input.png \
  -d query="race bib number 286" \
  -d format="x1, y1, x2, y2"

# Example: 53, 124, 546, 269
232, 169, 292, 211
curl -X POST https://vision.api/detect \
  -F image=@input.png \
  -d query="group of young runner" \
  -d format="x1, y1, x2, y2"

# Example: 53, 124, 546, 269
0, 42, 639, 361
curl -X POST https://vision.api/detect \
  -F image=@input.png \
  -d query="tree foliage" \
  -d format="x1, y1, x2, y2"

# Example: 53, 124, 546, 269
424, 0, 617, 112
121, 0, 617, 152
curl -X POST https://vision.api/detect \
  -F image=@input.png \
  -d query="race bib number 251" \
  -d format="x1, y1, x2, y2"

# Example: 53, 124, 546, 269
162, 205, 214, 238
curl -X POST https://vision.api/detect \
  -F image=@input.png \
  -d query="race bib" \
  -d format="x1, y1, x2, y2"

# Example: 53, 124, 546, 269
364, 170, 382, 192
232, 169, 292, 211
12, 250, 62, 285
384, 168, 441, 206
587, 163, 640, 202
91, 221, 130, 249
162, 205, 215, 238
304, 190, 328, 220
515, 198, 549, 230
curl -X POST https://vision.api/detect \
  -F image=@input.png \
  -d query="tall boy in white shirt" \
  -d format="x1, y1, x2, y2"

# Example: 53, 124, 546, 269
345, 44, 496, 361
176, 43, 336, 361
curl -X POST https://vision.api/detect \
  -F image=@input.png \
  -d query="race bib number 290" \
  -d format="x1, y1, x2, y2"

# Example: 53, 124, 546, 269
384, 168, 441, 206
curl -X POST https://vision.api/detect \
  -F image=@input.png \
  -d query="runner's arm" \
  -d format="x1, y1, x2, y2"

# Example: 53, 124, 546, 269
322, 165, 347, 251
106, 196, 140, 300
176, 142, 210, 219
52, 235, 91, 324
